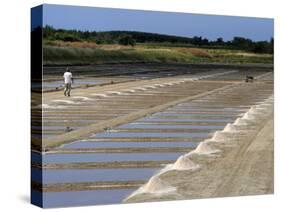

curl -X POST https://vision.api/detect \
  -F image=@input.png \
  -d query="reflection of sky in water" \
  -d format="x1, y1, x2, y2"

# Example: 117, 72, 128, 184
120, 124, 224, 130
139, 118, 234, 123
167, 107, 248, 111
32, 189, 135, 208
41, 152, 184, 164
94, 132, 210, 138
152, 113, 242, 118
33, 168, 158, 184
60, 141, 198, 149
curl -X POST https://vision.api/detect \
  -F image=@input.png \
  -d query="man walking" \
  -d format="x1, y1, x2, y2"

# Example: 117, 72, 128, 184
63, 68, 73, 97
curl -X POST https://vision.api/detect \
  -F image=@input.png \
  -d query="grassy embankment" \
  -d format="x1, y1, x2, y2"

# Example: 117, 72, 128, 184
43, 40, 273, 65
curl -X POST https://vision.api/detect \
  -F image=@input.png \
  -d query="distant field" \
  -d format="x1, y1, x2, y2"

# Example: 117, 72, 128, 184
43, 40, 273, 65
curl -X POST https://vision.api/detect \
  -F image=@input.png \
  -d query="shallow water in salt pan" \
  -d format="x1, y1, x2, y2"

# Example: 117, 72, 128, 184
60, 141, 198, 149
32, 168, 158, 184
42, 152, 184, 164
139, 118, 235, 123
94, 132, 210, 138
119, 124, 224, 130
32, 189, 135, 208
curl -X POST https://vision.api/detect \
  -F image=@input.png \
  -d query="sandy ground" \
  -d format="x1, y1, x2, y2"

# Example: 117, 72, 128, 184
125, 105, 274, 202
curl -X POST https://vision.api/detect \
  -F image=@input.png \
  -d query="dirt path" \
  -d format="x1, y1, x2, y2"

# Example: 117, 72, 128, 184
214, 117, 274, 196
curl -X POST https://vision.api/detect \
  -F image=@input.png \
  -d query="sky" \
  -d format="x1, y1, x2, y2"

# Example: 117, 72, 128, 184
41, 4, 274, 41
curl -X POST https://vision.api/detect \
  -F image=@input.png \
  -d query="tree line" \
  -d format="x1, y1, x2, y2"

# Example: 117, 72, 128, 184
42, 25, 273, 54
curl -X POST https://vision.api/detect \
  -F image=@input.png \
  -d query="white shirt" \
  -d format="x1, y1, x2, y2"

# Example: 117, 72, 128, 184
64, 72, 72, 84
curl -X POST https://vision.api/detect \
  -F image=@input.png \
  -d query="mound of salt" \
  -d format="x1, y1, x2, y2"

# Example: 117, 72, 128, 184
248, 106, 268, 116
223, 123, 238, 132
139, 87, 148, 91
248, 107, 260, 114
71, 96, 91, 101
172, 155, 200, 170
210, 131, 228, 141
123, 176, 176, 202
234, 118, 250, 126
193, 142, 220, 154
144, 85, 154, 88
242, 112, 256, 120
245, 108, 268, 120
154, 84, 165, 87
123, 89, 136, 93
141, 176, 176, 194
40, 104, 65, 109
52, 99, 78, 104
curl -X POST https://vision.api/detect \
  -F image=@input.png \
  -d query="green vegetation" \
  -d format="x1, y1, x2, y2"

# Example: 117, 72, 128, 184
43, 25, 273, 53
40, 26, 273, 65
43, 44, 273, 65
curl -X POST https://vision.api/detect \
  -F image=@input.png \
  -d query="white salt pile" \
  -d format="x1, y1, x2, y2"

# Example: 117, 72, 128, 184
39, 104, 65, 109
141, 176, 176, 194
171, 155, 200, 170
135, 87, 147, 91
71, 96, 91, 101
242, 112, 256, 120
154, 84, 165, 87
122, 89, 136, 93
209, 131, 228, 141
145, 86, 157, 89
243, 106, 271, 120
124, 95, 274, 202
223, 123, 239, 132
52, 99, 79, 104
124, 175, 177, 200
163, 83, 172, 86
193, 142, 220, 154
183, 78, 194, 81
234, 118, 251, 126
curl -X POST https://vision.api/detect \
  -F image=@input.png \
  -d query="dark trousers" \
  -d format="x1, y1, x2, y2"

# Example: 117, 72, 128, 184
64, 83, 71, 96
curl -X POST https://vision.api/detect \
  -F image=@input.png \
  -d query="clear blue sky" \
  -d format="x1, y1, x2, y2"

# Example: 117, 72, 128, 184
42, 4, 273, 41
